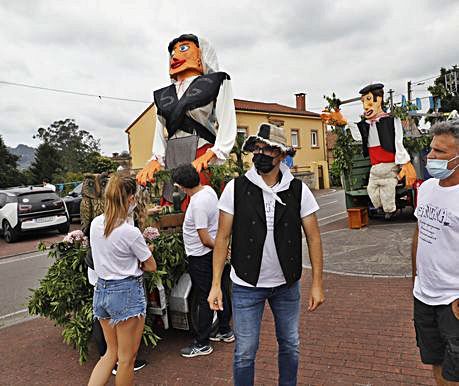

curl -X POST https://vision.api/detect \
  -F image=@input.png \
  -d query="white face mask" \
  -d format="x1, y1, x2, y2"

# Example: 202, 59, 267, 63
426, 155, 459, 180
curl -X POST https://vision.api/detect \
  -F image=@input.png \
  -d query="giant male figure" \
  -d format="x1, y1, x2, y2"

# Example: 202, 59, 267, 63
357, 83, 416, 218
137, 34, 237, 202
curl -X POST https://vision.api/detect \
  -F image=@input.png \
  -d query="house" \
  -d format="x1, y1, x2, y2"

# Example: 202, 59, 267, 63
125, 93, 329, 189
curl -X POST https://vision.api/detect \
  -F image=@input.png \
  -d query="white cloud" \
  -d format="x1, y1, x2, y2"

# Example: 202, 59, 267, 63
1, 0, 458, 155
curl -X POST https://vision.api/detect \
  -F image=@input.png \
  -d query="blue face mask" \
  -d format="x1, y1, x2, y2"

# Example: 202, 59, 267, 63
426, 155, 458, 180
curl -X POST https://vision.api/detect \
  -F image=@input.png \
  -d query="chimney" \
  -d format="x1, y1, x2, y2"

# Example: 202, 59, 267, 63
295, 93, 306, 111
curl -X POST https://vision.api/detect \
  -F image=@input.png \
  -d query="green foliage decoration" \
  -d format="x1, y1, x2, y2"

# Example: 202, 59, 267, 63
404, 135, 432, 154
392, 103, 419, 121
28, 236, 160, 364
323, 94, 358, 184
143, 232, 187, 295
323, 93, 341, 110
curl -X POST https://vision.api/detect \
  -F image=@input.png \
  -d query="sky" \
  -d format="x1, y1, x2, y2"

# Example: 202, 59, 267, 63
1, 0, 458, 155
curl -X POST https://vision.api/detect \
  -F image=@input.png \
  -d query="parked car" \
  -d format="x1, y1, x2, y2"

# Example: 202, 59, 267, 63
0, 187, 70, 243
63, 183, 82, 221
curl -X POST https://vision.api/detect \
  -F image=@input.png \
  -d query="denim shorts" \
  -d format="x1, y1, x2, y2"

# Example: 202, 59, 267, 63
93, 275, 146, 325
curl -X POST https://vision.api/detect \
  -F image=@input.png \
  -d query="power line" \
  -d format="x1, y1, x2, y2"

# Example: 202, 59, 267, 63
0, 80, 152, 104
412, 75, 438, 85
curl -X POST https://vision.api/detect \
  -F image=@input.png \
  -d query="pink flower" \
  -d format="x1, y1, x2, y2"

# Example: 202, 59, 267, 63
62, 230, 86, 244
143, 226, 160, 241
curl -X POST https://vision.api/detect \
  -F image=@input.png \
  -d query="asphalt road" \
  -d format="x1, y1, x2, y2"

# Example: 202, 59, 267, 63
0, 189, 347, 328
314, 188, 347, 226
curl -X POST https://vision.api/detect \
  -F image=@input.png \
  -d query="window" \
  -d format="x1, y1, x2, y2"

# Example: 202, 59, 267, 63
311, 130, 319, 147
291, 129, 299, 148
237, 127, 247, 138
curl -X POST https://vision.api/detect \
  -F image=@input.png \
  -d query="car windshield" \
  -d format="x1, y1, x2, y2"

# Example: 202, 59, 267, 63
71, 183, 82, 195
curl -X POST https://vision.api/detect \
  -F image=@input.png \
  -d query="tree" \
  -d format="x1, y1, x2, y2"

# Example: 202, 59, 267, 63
427, 66, 459, 123
33, 119, 100, 174
28, 142, 62, 184
82, 152, 118, 174
0, 135, 22, 188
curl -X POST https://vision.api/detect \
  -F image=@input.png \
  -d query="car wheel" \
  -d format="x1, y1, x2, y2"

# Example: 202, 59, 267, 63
3, 221, 18, 243
58, 222, 70, 234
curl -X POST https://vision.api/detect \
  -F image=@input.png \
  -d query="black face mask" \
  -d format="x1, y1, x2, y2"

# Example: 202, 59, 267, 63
253, 153, 275, 174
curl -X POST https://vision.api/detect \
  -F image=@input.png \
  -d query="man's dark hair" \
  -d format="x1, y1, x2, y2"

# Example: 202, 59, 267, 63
168, 34, 199, 54
359, 83, 384, 102
430, 119, 459, 144
369, 88, 384, 102
43, 178, 50, 183
172, 164, 200, 189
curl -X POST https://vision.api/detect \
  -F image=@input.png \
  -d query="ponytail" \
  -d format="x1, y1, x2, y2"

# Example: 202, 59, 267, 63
104, 173, 137, 237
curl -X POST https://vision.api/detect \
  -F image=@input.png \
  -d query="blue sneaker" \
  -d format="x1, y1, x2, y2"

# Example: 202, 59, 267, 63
180, 342, 213, 358
209, 330, 235, 343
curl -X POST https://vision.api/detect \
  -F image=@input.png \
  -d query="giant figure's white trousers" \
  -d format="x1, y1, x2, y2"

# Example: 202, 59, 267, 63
367, 162, 399, 213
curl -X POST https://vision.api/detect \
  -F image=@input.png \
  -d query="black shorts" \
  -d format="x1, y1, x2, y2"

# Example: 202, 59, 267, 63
413, 297, 459, 382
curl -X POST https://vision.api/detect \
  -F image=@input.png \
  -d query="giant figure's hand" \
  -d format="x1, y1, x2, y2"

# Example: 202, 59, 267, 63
136, 159, 161, 186
320, 108, 347, 126
397, 162, 417, 188
192, 150, 216, 173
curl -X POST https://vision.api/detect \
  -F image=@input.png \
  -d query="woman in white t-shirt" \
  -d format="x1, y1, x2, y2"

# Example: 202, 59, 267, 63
88, 174, 156, 386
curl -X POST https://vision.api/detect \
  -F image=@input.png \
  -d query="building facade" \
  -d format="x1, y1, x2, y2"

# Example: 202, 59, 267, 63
126, 94, 329, 189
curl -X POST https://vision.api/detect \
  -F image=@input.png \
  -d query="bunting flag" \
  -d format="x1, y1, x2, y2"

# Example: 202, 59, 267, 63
429, 96, 435, 110
415, 98, 422, 110
401, 95, 407, 107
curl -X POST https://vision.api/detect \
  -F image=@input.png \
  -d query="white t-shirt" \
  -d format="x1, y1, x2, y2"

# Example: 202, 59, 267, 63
90, 214, 151, 280
413, 178, 459, 305
218, 171, 319, 288
44, 183, 56, 192
183, 185, 219, 257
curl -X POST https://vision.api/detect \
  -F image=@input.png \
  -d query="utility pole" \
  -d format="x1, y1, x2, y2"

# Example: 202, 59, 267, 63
445, 65, 458, 95
407, 81, 412, 103
388, 89, 394, 111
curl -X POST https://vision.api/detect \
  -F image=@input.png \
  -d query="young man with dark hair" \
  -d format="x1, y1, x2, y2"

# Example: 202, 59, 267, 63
208, 123, 325, 386
172, 164, 234, 358
412, 120, 459, 385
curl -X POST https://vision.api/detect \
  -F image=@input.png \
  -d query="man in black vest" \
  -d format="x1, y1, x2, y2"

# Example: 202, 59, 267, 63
357, 83, 416, 218
208, 123, 325, 386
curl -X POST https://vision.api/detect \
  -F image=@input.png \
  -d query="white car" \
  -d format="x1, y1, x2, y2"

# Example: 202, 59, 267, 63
0, 187, 70, 243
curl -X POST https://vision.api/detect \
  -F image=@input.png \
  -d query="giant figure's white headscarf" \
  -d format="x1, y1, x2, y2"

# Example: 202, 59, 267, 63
198, 37, 219, 74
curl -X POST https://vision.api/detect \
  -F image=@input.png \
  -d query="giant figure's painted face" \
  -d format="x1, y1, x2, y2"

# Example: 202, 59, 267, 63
169, 40, 203, 80
361, 92, 383, 120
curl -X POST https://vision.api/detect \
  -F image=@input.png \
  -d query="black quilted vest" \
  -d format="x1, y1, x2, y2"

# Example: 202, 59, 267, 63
357, 116, 396, 157
153, 72, 230, 144
231, 175, 303, 286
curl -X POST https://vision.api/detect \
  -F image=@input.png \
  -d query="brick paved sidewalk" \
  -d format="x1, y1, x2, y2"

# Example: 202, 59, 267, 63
0, 270, 435, 386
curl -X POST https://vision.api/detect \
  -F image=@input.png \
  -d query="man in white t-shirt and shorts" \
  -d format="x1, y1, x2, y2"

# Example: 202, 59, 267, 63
172, 164, 234, 358
412, 120, 459, 384
208, 123, 325, 386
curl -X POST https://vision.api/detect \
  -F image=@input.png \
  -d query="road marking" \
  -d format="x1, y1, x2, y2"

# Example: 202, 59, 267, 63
318, 211, 347, 222
0, 308, 28, 320
318, 200, 338, 207
315, 189, 339, 198
0, 252, 46, 265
